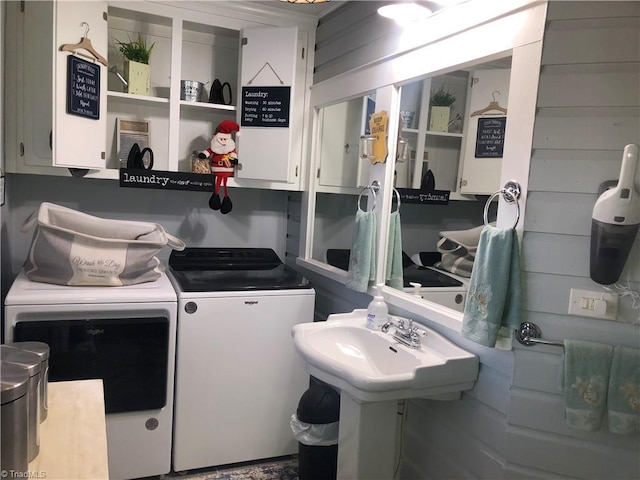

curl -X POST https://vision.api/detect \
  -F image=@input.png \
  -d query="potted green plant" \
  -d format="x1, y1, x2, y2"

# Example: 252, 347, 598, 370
429, 88, 456, 132
117, 33, 155, 95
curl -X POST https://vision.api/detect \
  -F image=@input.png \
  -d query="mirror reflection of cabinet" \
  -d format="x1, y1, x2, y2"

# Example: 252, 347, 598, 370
396, 60, 512, 196
316, 94, 375, 191
459, 68, 511, 194
396, 73, 468, 193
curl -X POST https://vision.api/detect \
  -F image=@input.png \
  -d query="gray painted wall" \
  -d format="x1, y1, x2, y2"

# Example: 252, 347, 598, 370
300, 1, 640, 478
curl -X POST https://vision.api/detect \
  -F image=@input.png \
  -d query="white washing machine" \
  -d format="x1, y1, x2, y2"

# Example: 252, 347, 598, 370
4, 271, 177, 480
168, 248, 315, 472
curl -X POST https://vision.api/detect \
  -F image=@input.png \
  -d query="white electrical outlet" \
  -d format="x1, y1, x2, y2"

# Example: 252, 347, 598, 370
568, 288, 618, 320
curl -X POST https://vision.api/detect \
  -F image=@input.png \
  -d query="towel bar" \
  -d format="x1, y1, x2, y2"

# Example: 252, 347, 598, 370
484, 180, 521, 228
515, 322, 564, 348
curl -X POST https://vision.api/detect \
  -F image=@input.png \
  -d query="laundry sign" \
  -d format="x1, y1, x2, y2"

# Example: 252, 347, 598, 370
241, 86, 291, 127
475, 117, 507, 158
66, 55, 101, 119
119, 169, 214, 192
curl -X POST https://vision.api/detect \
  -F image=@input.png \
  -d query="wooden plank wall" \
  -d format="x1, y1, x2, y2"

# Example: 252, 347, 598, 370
292, 1, 640, 478
314, 1, 402, 83
508, 2, 640, 477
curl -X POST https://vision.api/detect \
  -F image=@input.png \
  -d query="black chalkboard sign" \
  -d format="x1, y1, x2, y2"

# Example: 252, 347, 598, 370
120, 169, 215, 192
66, 56, 101, 120
475, 117, 507, 158
241, 86, 290, 127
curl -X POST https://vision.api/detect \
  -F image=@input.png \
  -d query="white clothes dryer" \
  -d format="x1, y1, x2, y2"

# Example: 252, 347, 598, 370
4, 271, 177, 480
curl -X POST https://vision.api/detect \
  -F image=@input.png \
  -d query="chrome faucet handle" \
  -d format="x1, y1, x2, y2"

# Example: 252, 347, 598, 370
381, 316, 401, 333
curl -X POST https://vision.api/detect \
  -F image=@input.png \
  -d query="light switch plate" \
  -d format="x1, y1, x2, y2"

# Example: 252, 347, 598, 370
568, 288, 618, 320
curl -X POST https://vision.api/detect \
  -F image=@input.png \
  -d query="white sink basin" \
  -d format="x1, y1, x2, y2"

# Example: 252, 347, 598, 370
291, 310, 478, 402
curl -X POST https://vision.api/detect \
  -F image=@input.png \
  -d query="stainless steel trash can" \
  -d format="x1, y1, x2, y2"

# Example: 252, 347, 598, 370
8, 342, 50, 422
1, 345, 42, 461
1, 361, 30, 473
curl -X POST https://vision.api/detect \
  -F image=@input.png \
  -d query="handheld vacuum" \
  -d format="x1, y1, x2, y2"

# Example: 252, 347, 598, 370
590, 143, 640, 285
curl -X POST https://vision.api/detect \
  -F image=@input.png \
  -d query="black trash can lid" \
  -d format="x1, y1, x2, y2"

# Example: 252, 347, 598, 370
297, 385, 340, 424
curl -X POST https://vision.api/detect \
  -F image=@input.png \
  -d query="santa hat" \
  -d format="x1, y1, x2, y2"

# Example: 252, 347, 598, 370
215, 120, 240, 137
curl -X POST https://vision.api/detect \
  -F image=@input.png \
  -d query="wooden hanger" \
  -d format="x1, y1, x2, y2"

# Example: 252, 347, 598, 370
59, 22, 108, 67
470, 90, 507, 117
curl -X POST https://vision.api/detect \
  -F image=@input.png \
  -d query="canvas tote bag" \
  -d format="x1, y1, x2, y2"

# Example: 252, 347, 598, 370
21, 202, 185, 286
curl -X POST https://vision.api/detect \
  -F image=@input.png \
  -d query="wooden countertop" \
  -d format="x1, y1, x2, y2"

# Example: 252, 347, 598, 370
28, 379, 109, 480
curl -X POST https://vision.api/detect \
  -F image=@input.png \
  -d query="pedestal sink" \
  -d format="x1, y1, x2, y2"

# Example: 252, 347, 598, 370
291, 310, 478, 480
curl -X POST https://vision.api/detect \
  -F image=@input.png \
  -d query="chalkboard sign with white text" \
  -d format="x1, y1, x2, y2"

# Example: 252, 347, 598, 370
475, 117, 506, 158
241, 86, 291, 127
66, 56, 101, 120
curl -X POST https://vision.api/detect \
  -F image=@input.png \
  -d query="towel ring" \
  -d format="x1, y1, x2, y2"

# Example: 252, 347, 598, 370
357, 182, 379, 212
483, 180, 521, 228
391, 188, 401, 213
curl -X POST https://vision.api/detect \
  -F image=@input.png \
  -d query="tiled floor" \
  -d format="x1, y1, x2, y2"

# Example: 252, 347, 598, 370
164, 457, 299, 480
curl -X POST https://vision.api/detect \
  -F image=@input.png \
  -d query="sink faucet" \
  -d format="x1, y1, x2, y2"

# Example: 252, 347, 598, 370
382, 317, 423, 349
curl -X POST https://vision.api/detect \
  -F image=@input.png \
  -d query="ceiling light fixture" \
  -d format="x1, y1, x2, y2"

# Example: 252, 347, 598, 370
377, 2, 433, 25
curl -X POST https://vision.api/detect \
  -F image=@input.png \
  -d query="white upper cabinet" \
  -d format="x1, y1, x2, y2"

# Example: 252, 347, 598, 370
236, 27, 306, 184
5, 1, 315, 191
54, 1, 108, 169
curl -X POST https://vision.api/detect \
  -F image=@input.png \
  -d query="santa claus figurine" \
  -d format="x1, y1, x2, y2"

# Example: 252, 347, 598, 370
199, 120, 240, 214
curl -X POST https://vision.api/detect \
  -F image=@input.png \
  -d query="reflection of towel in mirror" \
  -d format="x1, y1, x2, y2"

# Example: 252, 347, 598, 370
386, 211, 403, 290
563, 340, 613, 431
346, 210, 377, 292
461, 225, 521, 347
607, 346, 640, 435
435, 224, 485, 278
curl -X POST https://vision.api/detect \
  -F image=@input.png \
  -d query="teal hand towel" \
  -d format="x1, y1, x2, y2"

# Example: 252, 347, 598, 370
564, 340, 613, 431
385, 211, 404, 290
608, 346, 640, 435
346, 209, 376, 292
461, 225, 521, 347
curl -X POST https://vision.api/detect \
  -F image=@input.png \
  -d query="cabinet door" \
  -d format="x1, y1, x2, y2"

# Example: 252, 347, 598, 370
459, 68, 510, 194
53, 1, 107, 169
236, 27, 304, 183
21, 1, 55, 168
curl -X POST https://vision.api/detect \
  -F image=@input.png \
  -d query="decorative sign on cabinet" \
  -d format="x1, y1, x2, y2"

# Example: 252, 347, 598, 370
474, 117, 507, 158
66, 56, 101, 120
241, 86, 291, 127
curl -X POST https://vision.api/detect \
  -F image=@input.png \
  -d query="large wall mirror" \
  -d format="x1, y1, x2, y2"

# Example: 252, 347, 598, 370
300, 1, 546, 327
386, 56, 513, 310
311, 55, 513, 312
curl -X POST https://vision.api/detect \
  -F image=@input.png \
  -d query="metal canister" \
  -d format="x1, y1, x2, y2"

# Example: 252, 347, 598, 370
0, 361, 29, 473
8, 342, 50, 422
1, 345, 42, 461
